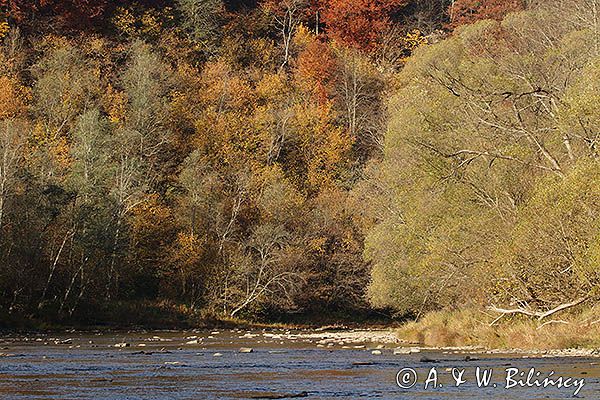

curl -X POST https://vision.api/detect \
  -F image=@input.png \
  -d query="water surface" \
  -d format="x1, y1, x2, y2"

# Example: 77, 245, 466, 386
0, 330, 597, 399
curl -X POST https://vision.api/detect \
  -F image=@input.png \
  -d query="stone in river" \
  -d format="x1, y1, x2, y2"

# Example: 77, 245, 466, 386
114, 343, 130, 348
213, 353, 223, 357
371, 350, 382, 355
239, 347, 254, 353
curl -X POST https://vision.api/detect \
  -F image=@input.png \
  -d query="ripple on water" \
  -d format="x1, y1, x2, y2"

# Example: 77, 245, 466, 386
0, 331, 599, 400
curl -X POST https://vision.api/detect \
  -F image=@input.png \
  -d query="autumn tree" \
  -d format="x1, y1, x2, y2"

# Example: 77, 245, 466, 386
1, 0, 39, 24
320, 0, 409, 50
0, 0, 463, 325
334, 48, 386, 158
294, 28, 338, 103
447, 0, 524, 29
2, 0, 108, 27
262, 0, 309, 69
104, 41, 173, 299
0, 119, 25, 229
176, 0, 225, 52
365, 2, 600, 318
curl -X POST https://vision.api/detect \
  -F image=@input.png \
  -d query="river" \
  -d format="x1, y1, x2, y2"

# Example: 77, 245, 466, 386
0, 329, 598, 399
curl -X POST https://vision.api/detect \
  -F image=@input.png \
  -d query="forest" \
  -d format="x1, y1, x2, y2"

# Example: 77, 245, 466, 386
0, 0, 598, 335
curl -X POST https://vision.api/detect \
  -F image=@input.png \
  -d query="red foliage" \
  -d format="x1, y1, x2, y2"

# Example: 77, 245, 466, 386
42, 0, 108, 26
1, 0, 107, 26
447, 0, 524, 30
1, 0, 37, 22
319, 0, 408, 51
296, 39, 338, 103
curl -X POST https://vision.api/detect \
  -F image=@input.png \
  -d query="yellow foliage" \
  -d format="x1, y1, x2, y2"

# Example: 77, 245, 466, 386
141, 9, 162, 37
105, 85, 127, 124
255, 73, 287, 101
400, 29, 428, 62
31, 122, 52, 146
173, 232, 204, 266
113, 7, 137, 36
51, 137, 72, 170
0, 20, 9, 40
113, 6, 172, 38
293, 24, 314, 48
308, 237, 327, 254
248, 38, 278, 67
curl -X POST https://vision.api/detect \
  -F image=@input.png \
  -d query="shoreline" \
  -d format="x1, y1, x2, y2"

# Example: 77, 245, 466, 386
2, 326, 600, 358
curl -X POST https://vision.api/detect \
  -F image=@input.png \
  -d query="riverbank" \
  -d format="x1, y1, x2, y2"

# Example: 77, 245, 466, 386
0, 299, 394, 334
396, 308, 600, 353
7, 302, 600, 356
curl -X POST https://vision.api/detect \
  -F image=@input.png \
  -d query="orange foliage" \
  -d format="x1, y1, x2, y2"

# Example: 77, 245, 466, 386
295, 38, 337, 103
0, 75, 29, 119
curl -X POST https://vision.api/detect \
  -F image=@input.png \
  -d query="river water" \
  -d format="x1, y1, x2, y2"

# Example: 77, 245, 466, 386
0, 330, 598, 399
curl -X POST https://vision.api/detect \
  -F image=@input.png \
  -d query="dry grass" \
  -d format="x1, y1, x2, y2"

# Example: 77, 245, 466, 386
398, 306, 600, 350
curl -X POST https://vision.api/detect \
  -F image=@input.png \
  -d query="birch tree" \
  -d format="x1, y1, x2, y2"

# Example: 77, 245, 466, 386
0, 119, 25, 229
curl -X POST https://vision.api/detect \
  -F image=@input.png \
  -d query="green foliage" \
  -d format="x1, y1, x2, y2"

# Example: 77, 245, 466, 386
175, 0, 224, 52
364, 2, 600, 318
9, 0, 598, 331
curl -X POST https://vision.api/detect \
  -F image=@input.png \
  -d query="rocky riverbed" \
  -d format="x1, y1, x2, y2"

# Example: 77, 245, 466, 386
1, 329, 599, 399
